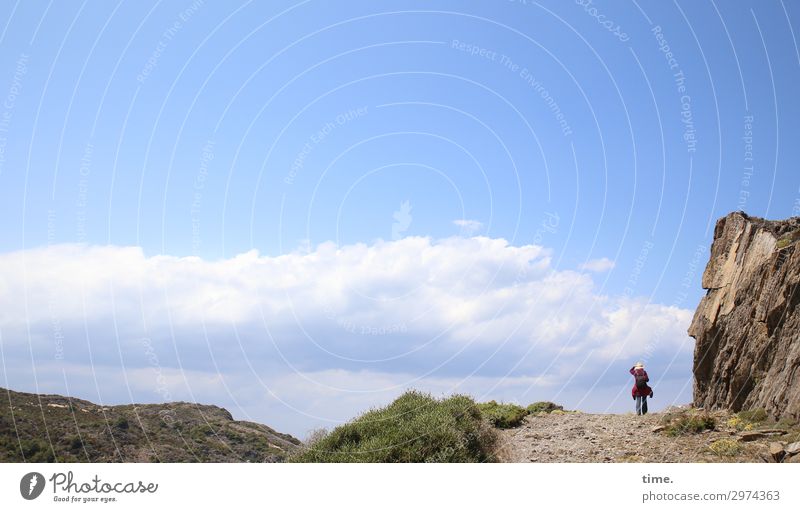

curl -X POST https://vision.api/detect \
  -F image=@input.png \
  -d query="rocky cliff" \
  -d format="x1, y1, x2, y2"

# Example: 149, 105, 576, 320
689, 212, 800, 419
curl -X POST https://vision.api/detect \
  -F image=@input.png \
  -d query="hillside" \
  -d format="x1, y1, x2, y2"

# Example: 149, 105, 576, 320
0, 387, 300, 462
689, 212, 800, 419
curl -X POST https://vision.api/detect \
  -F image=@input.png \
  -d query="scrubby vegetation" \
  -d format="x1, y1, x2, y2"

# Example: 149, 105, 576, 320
726, 412, 761, 432
527, 401, 564, 414
776, 228, 800, 249
736, 408, 768, 423
476, 399, 567, 428
291, 391, 498, 463
708, 438, 741, 457
478, 401, 529, 429
726, 408, 790, 432
726, 408, 799, 442
0, 387, 300, 462
726, 416, 752, 431
293, 393, 568, 463
4, 386, 573, 463
660, 410, 716, 436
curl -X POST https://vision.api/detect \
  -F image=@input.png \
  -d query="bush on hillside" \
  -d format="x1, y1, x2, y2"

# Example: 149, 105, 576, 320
290, 391, 498, 463
774, 417, 797, 430
708, 439, 741, 457
477, 401, 529, 429
303, 428, 329, 446
526, 401, 564, 414
736, 408, 768, 424
661, 410, 716, 436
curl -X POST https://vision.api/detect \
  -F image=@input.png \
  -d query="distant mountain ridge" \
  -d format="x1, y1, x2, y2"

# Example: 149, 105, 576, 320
0, 387, 300, 462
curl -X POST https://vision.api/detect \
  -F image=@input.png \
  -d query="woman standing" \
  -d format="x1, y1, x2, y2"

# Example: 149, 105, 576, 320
630, 362, 653, 415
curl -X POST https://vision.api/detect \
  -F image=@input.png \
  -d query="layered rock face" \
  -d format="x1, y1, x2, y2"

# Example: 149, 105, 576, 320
689, 212, 800, 419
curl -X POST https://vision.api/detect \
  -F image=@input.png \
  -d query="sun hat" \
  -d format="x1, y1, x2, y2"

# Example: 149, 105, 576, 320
634, 362, 644, 368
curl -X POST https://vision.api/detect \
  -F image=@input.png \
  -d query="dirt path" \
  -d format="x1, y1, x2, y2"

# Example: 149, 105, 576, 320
497, 410, 774, 462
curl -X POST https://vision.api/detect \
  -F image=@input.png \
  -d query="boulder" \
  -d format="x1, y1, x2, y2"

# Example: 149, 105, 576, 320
785, 442, 800, 456
738, 432, 765, 442
756, 429, 788, 435
769, 442, 785, 462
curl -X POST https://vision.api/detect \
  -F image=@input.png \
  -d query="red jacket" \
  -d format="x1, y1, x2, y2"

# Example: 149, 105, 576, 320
630, 367, 652, 398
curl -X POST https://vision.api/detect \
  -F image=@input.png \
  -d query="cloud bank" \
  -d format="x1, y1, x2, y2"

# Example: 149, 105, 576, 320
0, 237, 694, 435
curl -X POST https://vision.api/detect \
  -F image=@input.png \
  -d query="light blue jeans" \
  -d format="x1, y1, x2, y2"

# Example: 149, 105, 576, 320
635, 395, 648, 415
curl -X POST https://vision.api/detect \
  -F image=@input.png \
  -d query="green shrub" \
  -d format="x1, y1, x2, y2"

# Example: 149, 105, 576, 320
20, 439, 42, 458
476, 401, 528, 428
290, 391, 498, 462
28, 449, 55, 463
225, 429, 243, 443
776, 229, 800, 249
709, 439, 741, 457
114, 417, 129, 430
68, 436, 83, 451
303, 428, 329, 446
526, 401, 564, 414
20, 440, 54, 462
661, 411, 716, 436
737, 409, 768, 424
190, 424, 213, 440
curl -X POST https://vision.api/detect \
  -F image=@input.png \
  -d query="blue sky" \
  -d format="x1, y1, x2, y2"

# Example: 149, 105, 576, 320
1, 1, 799, 437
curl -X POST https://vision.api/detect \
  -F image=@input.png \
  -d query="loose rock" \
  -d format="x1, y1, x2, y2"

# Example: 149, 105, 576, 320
769, 442, 785, 462
785, 442, 800, 456
756, 429, 787, 435
738, 432, 765, 442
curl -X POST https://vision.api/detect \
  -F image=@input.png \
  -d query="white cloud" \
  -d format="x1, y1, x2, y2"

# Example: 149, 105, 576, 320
0, 238, 694, 435
579, 257, 615, 272
452, 219, 484, 235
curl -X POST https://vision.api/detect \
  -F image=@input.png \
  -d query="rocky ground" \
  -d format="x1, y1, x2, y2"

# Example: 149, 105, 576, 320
497, 407, 800, 463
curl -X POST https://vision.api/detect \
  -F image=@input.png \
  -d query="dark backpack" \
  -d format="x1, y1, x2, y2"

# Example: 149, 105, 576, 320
635, 372, 648, 390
